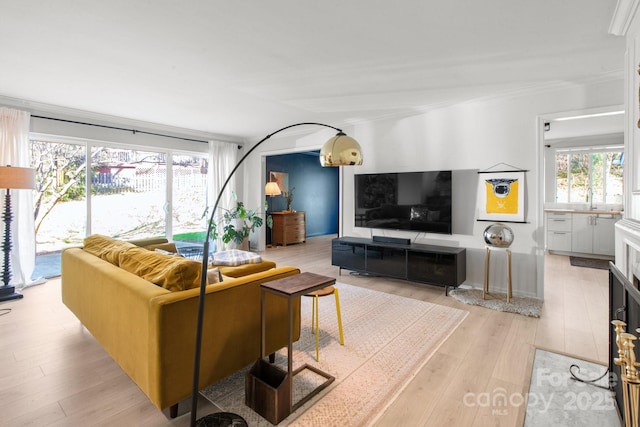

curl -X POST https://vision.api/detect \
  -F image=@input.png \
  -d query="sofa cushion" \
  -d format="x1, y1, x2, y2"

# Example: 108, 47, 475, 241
83, 234, 136, 266
213, 249, 262, 266
218, 261, 276, 278
118, 247, 202, 292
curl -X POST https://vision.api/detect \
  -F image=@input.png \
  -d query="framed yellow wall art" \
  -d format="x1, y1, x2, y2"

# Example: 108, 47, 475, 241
477, 170, 526, 223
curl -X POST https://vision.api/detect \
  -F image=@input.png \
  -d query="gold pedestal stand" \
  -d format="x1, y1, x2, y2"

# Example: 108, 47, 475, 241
483, 246, 512, 303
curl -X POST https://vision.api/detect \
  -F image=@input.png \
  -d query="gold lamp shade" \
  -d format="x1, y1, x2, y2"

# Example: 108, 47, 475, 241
319, 132, 363, 167
265, 181, 281, 196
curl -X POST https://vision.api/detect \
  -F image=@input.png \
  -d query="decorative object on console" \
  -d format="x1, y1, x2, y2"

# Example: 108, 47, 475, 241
0, 165, 36, 302
483, 222, 514, 248
190, 124, 363, 427
477, 163, 527, 223
285, 186, 295, 211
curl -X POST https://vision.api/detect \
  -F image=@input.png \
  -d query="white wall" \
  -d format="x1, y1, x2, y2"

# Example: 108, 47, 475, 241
623, 7, 640, 221
244, 78, 623, 299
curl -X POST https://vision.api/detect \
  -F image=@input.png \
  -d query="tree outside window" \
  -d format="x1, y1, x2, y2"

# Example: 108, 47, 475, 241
555, 148, 623, 205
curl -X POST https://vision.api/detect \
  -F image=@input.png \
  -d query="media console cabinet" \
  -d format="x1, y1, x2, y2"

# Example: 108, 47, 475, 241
331, 237, 466, 295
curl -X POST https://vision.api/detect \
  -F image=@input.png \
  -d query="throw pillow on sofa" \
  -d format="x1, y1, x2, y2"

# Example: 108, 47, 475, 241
83, 234, 137, 266
118, 247, 202, 292
206, 267, 223, 285
212, 249, 262, 266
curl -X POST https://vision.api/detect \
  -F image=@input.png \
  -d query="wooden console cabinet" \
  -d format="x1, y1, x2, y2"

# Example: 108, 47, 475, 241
271, 211, 306, 246
331, 237, 466, 294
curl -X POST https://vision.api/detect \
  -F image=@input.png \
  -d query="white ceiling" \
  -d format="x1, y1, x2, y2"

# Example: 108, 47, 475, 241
0, 1, 625, 139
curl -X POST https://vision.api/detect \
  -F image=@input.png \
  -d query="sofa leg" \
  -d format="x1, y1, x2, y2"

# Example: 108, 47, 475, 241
169, 403, 179, 419
269, 352, 275, 363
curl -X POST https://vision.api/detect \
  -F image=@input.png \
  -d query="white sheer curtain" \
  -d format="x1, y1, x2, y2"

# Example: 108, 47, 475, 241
208, 140, 238, 251
0, 107, 36, 289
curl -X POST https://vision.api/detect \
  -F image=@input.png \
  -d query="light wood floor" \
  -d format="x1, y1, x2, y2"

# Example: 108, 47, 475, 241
0, 235, 609, 426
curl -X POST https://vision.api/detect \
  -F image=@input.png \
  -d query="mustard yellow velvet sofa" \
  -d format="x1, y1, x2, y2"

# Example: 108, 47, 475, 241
61, 236, 301, 415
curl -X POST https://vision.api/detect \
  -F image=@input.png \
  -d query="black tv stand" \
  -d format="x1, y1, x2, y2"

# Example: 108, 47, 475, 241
332, 237, 466, 295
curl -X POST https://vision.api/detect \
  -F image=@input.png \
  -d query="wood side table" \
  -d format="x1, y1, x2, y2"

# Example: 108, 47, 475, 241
260, 272, 336, 413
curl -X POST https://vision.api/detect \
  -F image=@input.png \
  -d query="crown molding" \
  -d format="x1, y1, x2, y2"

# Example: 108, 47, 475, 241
610, 0, 640, 36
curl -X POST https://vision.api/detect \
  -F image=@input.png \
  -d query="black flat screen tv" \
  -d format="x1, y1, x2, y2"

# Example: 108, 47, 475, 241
354, 170, 452, 234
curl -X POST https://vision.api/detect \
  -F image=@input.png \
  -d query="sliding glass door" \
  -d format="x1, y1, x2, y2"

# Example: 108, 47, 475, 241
171, 154, 208, 243
31, 139, 87, 253
90, 146, 167, 239
31, 138, 209, 254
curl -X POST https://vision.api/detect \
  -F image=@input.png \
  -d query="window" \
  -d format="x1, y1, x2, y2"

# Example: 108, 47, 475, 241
171, 154, 208, 242
31, 139, 87, 253
90, 146, 168, 239
555, 147, 623, 205
31, 137, 209, 254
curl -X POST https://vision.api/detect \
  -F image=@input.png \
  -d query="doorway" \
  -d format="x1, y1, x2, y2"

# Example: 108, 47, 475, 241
265, 151, 339, 245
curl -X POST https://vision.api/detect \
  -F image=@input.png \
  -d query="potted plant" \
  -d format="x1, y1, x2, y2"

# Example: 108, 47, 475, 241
210, 193, 270, 251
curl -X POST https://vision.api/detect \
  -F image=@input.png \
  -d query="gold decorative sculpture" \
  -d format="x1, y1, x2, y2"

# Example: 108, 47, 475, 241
612, 320, 640, 427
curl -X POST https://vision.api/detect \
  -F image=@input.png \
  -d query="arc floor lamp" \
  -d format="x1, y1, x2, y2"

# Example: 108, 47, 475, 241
190, 123, 363, 426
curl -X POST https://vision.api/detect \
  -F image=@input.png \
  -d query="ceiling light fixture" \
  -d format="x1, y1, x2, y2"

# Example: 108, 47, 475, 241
554, 111, 624, 121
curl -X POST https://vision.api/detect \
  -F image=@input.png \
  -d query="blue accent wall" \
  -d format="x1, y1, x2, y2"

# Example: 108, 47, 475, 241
266, 152, 339, 242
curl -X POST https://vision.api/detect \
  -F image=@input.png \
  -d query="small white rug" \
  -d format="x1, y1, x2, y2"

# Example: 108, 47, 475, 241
449, 287, 542, 317
525, 349, 621, 427
201, 282, 468, 426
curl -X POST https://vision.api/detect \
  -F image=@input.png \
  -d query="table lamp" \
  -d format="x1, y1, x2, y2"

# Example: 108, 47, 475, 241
264, 181, 281, 197
264, 181, 282, 247
0, 165, 36, 302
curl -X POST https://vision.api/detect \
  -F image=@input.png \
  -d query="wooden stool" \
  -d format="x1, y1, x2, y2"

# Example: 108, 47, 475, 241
304, 285, 344, 361
483, 246, 512, 303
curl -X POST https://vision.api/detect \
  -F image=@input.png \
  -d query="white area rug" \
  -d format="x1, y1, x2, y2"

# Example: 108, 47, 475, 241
525, 349, 621, 427
201, 282, 468, 426
449, 287, 543, 317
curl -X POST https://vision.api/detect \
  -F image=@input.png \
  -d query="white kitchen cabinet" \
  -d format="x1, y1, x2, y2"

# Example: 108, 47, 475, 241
571, 213, 619, 256
546, 212, 572, 252
592, 216, 617, 255
571, 214, 593, 253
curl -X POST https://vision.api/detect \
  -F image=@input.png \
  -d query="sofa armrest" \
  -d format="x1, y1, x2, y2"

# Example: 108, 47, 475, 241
61, 247, 170, 400
147, 266, 301, 409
